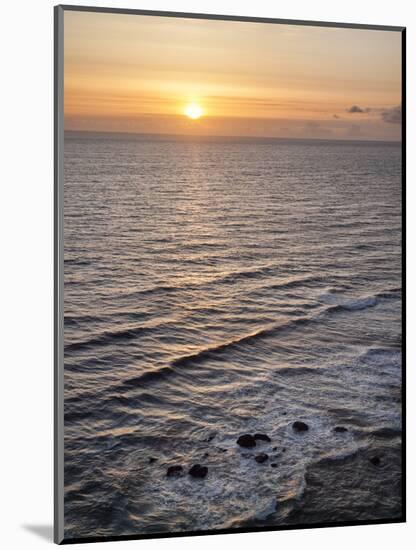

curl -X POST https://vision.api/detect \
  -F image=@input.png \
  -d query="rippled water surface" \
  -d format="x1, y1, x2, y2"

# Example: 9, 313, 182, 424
64, 133, 402, 539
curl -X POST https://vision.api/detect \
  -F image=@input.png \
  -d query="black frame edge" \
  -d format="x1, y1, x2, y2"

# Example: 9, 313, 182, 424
54, 4, 65, 546
59, 517, 406, 545
401, 26, 406, 524
56, 4, 405, 32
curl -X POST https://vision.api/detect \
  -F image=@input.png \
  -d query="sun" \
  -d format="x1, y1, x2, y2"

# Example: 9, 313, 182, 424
184, 103, 204, 120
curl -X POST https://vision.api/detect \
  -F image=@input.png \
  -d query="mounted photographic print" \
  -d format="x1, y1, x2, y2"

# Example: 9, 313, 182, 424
54, 5, 405, 544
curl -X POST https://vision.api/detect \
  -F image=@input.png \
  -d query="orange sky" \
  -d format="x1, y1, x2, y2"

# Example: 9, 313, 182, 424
64, 11, 402, 141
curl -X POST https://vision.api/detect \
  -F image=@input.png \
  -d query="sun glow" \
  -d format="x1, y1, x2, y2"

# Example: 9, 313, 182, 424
184, 103, 204, 119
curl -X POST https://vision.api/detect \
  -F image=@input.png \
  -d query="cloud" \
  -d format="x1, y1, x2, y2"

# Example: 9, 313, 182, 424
346, 105, 371, 114
381, 105, 401, 124
347, 105, 365, 113
346, 103, 401, 125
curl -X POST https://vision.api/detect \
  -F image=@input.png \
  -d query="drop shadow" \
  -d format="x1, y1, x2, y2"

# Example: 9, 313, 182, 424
22, 524, 53, 542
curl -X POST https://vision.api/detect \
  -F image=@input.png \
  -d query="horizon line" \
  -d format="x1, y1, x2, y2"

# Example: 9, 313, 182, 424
64, 129, 401, 146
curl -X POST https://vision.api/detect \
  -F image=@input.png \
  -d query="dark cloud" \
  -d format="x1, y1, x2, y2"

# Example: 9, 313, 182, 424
346, 105, 371, 114
381, 105, 401, 124
347, 105, 365, 113
346, 103, 401, 125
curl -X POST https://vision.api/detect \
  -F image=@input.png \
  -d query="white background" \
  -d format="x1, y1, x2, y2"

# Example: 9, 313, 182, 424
0, 0, 413, 548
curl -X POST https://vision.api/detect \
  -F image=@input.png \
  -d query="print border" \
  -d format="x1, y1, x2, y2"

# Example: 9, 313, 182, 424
54, 4, 406, 544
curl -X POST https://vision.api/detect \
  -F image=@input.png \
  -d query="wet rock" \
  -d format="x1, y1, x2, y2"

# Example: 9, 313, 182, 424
370, 456, 381, 466
218, 448, 227, 453
166, 465, 183, 477
148, 457, 157, 464
254, 433, 271, 442
255, 453, 269, 464
189, 464, 208, 478
203, 452, 209, 459
282, 447, 286, 452
270, 463, 277, 468
237, 434, 256, 448
272, 446, 278, 452
292, 421, 309, 432
334, 426, 348, 433
282, 412, 287, 416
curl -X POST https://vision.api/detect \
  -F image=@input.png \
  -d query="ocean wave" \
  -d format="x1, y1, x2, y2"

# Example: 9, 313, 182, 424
376, 287, 401, 299
274, 365, 325, 377
331, 296, 378, 311
64, 314, 103, 328
311, 448, 361, 467
363, 426, 402, 440
121, 366, 173, 388
65, 285, 393, 364
64, 258, 91, 266
319, 286, 400, 310
64, 325, 154, 352
123, 269, 326, 301
260, 273, 325, 292
217, 265, 277, 284
171, 317, 310, 367
171, 291, 384, 368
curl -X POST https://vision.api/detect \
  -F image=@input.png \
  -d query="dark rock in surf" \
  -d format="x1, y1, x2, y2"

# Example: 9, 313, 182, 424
370, 456, 381, 466
272, 446, 278, 452
255, 453, 269, 464
254, 433, 271, 442
166, 465, 183, 477
148, 457, 157, 464
282, 447, 286, 452
189, 464, 208, 478
292, 421, 309, 433
237, 434, 256, 448
334, 426, 348, 433
271, 463, 277, 468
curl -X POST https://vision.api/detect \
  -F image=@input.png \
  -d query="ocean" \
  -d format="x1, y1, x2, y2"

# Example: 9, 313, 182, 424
63, 132, 402, 539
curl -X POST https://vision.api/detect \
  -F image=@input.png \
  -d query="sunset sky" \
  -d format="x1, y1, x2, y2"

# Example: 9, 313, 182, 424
64, 11, 402, 141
